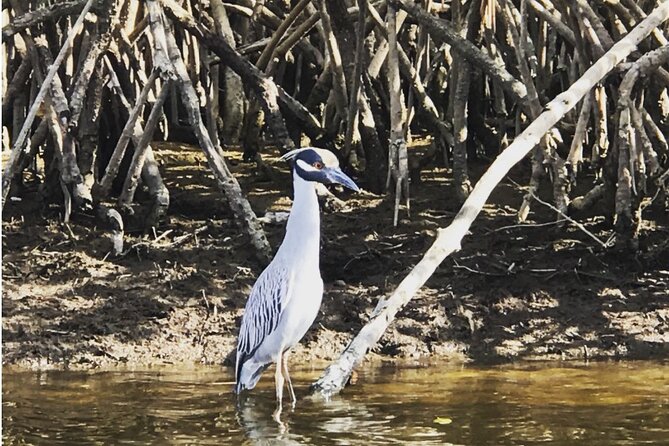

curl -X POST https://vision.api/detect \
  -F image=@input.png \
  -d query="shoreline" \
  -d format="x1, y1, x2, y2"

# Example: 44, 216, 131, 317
4, 145, 668, 372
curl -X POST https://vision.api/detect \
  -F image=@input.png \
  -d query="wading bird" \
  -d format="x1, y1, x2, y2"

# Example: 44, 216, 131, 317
235, 147, 359, 418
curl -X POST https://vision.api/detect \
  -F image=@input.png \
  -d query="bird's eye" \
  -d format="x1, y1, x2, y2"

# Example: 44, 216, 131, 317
312, 161, 324, 169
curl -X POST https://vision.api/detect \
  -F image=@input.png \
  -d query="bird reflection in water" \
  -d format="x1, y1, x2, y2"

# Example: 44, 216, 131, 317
236, 394, 303, 445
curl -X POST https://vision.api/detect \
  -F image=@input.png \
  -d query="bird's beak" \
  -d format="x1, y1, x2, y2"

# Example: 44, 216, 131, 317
325, 167, 360, 192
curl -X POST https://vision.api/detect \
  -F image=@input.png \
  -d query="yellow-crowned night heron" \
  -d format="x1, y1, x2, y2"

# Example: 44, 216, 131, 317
235, 147, 359, 416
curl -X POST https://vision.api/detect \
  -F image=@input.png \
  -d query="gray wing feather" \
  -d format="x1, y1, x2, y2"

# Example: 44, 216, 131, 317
236, 265, 291, 380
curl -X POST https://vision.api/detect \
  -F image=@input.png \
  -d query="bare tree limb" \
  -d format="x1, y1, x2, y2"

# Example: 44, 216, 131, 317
393, 0, 528, 104
160, 7, 273, 263
2, 0, 95, 208
310, 0, 669, 397
2, 0, 87, 39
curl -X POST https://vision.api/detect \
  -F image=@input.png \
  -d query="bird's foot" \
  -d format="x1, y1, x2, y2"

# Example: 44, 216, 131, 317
273, 404, 283, 424
273, 405, 288, 433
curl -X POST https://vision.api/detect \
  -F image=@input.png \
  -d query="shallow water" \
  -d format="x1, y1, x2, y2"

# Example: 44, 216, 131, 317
3, 360, 669, 445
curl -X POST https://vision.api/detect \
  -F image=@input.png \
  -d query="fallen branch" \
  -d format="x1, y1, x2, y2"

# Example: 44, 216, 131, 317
310, 0, 669, 398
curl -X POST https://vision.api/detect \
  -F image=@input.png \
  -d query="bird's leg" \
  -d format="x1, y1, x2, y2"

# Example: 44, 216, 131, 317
273, 350, 285, 423
282, 350, 297, 407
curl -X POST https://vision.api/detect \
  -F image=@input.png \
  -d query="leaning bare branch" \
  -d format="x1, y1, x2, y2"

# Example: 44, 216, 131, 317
311, 1, 669, 397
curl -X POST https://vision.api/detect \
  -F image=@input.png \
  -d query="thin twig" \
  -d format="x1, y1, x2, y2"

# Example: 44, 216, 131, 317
452, 258, 507, 276
510, 179, 612, 248
488, 219, 565, 233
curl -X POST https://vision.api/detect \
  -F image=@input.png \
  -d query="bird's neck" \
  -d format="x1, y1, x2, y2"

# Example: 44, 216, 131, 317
276, 174, 321, 263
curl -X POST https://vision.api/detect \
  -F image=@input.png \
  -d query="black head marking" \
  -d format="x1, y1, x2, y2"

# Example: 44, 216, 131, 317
281, 147, 359, 191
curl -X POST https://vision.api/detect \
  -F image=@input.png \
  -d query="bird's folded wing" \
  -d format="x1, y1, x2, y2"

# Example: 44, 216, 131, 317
236, 265, 293, 362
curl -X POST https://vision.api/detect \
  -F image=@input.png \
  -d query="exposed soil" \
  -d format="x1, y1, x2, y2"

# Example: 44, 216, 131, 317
3, 142, 669, 371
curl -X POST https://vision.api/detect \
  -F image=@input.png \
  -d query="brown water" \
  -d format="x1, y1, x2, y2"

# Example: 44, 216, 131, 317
3, 361, 669, 445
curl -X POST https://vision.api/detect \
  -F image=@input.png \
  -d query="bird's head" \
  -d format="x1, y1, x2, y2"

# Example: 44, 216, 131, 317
280, 147, 360, 192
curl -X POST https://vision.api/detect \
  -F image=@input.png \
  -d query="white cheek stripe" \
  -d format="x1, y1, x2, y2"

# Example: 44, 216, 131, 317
296, 159, 319, 172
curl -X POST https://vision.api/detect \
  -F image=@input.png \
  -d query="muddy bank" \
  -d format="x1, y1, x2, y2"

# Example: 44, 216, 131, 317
3, 143, 668, 371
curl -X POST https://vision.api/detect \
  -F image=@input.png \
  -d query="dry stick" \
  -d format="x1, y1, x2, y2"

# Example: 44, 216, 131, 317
630, 106, 659, 180
397, 47, 453, 145
31, 36, 86, 209
1, 0, 95, 207
394, 0, 528, 104
592, 84, 609, 168
272, 13, 320, 61
2, 0, 87, 39
620, 0, 669, 47
161, 14, 273, 263
566, 91, 593, 173
451, 0, 481, 203
161, 0, 297, 150
405, 0, 429, 132
44, 101, 74, 222
242, 0, 311, 161
575, 0, 615, 50
310, 1, 669, 398
502, 0, 559, 222
615, 107, 635, 245
72, 0, 117, 206
204, 46, 221, 152
147, 0, 175, 77
16, 120, 48, 175
615, 44, 669, 245
237, 38, 272, 55
367, 5, 405, 80
387, 1, 409, 227
220, 2, 254, 17
604, 1, 634, 38
342, 0, 366, 162
319, 0, 349, 124
521, 183, 611, 248
527, 0, 576, 46
102, 59, 169, 225
1, 56, 31, 117
256, 0, 310, 71
211, 0, 245, 145
68, 31, 112, 130
128, 16, 149, 43
32, 37, 71, 119
115, 27, 151, 88
481, 6, 508, 118
366, 2, 453, 148
118, 80, 172, 208
357, 88, 387, 193
641, 108, 669, 161
75, 63, 106, 211
184, 0, 205, 107
260, 4, 324, 67
97, 68, 160, 198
